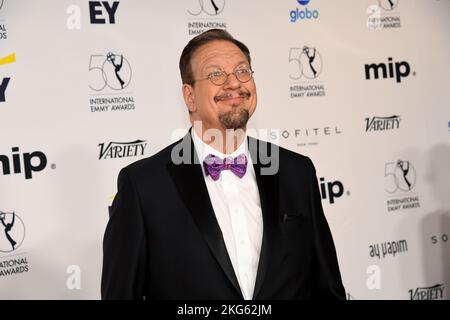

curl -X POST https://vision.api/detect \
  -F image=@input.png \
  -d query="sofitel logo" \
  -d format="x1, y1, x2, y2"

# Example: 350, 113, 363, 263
98, 140, 147, 160
269, 126, 342, 148
409, 284, 445, 300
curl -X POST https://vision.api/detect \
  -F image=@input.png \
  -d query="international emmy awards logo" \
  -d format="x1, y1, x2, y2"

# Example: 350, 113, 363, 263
0, 211, 25, 253
289, 46, 323, 80
385, 160, 416, 193
379, 0, 399, 11
188, 0, 226, 16
88, 52, 132, 91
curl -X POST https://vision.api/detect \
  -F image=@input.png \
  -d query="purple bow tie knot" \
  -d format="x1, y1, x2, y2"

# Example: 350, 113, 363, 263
203, 153, 248, 181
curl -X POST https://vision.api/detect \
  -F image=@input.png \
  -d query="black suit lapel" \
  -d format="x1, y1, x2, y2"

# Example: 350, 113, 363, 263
166, 132, 243, 298
248, 137, 280, 299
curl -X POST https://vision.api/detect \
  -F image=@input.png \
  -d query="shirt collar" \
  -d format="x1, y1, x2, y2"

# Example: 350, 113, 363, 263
192, 128, 249, 163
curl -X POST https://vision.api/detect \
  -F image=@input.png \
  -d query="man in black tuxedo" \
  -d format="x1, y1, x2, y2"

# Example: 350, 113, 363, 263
101, 29, 346, 300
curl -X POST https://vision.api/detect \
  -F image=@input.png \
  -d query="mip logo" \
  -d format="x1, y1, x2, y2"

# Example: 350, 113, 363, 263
379, 0, 399, 11
289, 46, 323, 80
0, 211, 25, 253
0, 53, 15, 103
0, 147, 49, 180
290, 0, 319, 23
89, 52, 132, 91
319, 178, 347, 204
188, 0, 225, 16
365, 57, 414, 83
385, 160, 416, 194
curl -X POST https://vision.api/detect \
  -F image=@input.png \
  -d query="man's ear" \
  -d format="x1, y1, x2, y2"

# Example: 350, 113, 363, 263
182, 84, 196, 113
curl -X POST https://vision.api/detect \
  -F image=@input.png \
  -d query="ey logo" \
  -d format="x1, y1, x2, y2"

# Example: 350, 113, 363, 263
66, 1, 120, 30
0, 52, 15, 103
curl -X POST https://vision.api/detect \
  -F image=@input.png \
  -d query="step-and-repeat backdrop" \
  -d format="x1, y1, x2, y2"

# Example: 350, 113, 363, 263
1, 0, 449, 299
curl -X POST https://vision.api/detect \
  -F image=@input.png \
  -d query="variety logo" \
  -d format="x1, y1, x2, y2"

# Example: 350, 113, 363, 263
289, 46, 325, 99
187, 0, 227, 35
0, 53, 15, 103
385, 160, 421, 212
369, 239, 408, 259
290, 0, 319, 23
0, 211, 25, 253
409, 284, 445, 300
366, 115, 401, 132
319, 178, 348, 204
88, 52, 135, 112
365, 57, 414, 83
0, 147, 52, 180
98, 140, 147, 160
89, 1, 119, 24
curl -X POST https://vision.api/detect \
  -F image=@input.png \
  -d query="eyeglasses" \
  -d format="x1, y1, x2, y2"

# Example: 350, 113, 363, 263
195, 68, 254, 86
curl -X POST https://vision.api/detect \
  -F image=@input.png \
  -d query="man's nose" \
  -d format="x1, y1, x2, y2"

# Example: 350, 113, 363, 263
223, 73, 241, 89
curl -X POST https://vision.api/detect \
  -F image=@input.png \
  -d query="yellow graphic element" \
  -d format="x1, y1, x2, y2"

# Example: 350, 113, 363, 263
109, 193, 116, 201
0, 53, 16, 66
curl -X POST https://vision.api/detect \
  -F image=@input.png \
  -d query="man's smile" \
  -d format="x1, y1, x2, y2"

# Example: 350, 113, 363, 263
214, 91, 251, 104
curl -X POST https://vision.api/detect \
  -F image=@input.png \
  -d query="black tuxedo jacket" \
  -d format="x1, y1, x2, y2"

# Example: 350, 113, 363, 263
101, 131, 346, 300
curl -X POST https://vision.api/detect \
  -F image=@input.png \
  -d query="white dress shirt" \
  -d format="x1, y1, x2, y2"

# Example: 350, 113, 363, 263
192, 129, 263, 300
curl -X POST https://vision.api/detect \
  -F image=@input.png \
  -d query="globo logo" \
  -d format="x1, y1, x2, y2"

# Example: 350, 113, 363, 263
290, 7, 319, 22
290, 0, 319, 23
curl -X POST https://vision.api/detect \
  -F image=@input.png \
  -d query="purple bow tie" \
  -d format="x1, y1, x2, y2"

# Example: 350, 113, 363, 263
203, 153, 248, 181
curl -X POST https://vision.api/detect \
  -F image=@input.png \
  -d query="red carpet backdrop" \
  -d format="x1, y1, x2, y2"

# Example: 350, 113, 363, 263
0, 0, 449, 299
